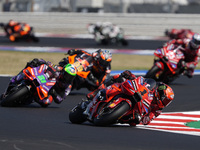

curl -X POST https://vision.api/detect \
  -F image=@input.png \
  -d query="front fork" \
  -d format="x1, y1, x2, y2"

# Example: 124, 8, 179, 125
154, 60, 165, 79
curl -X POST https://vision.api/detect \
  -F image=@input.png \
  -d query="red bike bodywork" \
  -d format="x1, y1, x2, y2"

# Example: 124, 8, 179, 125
86, 76, 154, 126
166, 28, 194, 40
145, 43, 185, 83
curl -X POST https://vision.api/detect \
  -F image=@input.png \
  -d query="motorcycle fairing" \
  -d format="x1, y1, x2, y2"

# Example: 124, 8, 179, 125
68, 54, 91, 79
23, 65, 56, 100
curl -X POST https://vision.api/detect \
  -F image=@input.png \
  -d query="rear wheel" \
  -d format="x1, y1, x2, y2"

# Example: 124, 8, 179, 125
121, 39, 128, 46
1, 85, 30, 107
30, 35, 39, 42
93, 101, 130, 126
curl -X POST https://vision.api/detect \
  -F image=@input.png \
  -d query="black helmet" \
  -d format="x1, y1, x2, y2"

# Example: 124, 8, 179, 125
189, 33, 200, 50
144, 78, 157, 91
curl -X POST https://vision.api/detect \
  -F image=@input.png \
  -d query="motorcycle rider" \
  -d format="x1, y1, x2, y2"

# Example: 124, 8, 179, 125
1, 58, 76, 107
165, 33, 200, 78
165, 28, 194, 39
82, 70, 174, 126
88, 22, 125, 45
127, 79, 174, 126
86, 70, 136, 100
100, 22, 121, 39
0, 20, 31, 42
59, 49, 112, 91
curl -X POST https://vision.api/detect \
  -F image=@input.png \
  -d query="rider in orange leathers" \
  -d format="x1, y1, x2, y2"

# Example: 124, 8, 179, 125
1, 20, 32, 42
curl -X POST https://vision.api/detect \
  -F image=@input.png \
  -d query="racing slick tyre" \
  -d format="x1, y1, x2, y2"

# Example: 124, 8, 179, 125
144, 65, 161, 81
30, 35, 39, 42
121, 39, 128, 46
0, 85, 30, 107
69, 105, 87, 124
93, 101, 130, 126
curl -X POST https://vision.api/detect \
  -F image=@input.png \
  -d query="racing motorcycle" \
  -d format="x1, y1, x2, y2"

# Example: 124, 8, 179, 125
0, 63, 58, 107
145, 43, 185, 83
165, 28, 194, 40
87, 23, 128, 46
59, 53, 103, 91
69, 76, 155, 126
0, 22, 39, 42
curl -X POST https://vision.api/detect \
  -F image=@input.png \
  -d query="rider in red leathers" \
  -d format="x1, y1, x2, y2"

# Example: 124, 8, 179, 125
165, 28, 194, 39
84, 70, 174, 126
118, 76, 174, 126
86, 70, 136, 100
137, 81, 174, 126
165, 33, 200, 78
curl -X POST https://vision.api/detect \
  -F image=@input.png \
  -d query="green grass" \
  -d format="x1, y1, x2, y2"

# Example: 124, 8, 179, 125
1, 51, 199, 75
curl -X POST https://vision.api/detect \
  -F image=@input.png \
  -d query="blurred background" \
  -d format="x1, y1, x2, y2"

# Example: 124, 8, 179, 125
0, 0, 200, 13
1, 0, 200, 37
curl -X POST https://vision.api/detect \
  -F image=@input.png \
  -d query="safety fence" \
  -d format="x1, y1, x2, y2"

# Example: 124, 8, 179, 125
0, 12, 200, 36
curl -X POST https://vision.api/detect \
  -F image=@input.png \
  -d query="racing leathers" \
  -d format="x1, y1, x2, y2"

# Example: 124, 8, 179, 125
2, 58, 73, 107
1, 20, 31, 42
165, 38, 200, 78
85, 70, 174, 126
86, 70, 136, 100
59, 49, 112, 91
120, 80, 174, 126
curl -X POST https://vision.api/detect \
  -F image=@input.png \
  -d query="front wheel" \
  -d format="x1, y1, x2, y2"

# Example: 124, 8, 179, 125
1, 85, 30, 107
93, 101, 130, 126
144, 65, 162, 81
69, 105, 87, 124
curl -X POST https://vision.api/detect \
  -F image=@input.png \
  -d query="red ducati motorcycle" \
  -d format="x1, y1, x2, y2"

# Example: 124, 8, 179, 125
145, 43, 185, 83
69, 76, 155, 126
165, 28, 194, 40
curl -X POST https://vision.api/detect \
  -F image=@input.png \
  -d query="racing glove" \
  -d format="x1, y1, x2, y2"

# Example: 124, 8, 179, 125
67, 49, 76, 55
67, 49, 84, 56
121, 70, 136, 80
88, 73, 99, 86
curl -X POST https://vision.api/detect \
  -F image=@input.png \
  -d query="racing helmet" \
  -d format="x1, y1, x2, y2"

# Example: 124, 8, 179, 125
62, 64, 77, 83
155, 83, 174, 108
144, 78, 157, 91
98, 49, 112, 67
189, 33, 200, 50
8, 20, 17, 26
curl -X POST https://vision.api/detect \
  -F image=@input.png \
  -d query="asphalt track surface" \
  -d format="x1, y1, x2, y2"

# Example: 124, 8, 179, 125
0, 36, 200, 150
0, 36, 165, 50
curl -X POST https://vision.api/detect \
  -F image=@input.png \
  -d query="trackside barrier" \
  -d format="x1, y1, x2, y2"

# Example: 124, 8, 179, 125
1, 12, 200, 36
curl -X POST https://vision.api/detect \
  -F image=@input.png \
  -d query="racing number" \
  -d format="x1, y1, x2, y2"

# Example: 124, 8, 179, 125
140, 89, 147, 96
73, 61, 83, 72
37, 75, 46, 83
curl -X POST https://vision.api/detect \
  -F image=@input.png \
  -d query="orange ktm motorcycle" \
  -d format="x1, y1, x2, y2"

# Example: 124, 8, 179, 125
0, 22, 39, 42
59, 53, 106, 91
